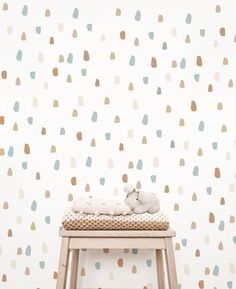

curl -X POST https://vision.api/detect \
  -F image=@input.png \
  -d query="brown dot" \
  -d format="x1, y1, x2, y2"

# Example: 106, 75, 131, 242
185, 35, 191, 43
2, 274, 7, 282
120, 31, 125, 39
195, 249, 200, 257
196, 56, 203, 66
119, 143, 124, 151
131, 265, 137, 273
115, 8, 121, 16
1, 70, 7, 79
151, 57, 157, 68
8, 229, 12, 237
76, 131, 82, 140
52, 68, 58, 76
71, 177, 77, 185
103, 248, 109, 253
164, 185, 169, 193
214, 167, 221, 178
218, 242, 223, 250
114, 115, 120, 123
208, 84, 213, 92
95, 79, 100, 87
220, 27, 225, 36
41, 127, 46, 135
122, 174, 128, 183
198, 280, 204, 288
220, 197, 225, 205
49, 36, 54, 44
24, 144, 30, 154
209, 212, 215, 223
104, 97, 110, 104
53, 271, 58, 279
83, 50, 90, 61
117, 258, 123, 267
0, 116, 4, 124
191, 101, 197, 111
158, 14, 163, 22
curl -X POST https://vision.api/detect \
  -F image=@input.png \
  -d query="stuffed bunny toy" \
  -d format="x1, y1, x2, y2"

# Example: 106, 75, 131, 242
124, 184, 160, 214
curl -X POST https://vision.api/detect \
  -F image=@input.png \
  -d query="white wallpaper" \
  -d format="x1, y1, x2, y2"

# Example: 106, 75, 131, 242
0, 1, 236, 289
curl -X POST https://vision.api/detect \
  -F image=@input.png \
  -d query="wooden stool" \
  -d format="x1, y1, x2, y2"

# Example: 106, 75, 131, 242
56, 230, 178, 289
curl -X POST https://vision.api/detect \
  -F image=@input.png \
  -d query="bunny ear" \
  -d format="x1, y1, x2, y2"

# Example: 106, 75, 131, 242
123, 184, 135, 193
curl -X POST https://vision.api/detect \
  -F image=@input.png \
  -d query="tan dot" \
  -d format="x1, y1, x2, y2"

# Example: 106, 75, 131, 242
197, 148, 203, 156
142, 136, 147, 144
119, 143, 124, 151
17, 247, 22, 255
120, 31, 125, 39
59, 55, 64, 62
223, 57, 228, 65
122, 174, 128, 183
45, 190, 50, 198
114, 115, 120, 123
215, 5, 221, 12
128, 82, 134, 90
134, 37, 139, 46
228, 79, 233, 87
192, 193, 197, 201
218, 241, 223, 250
191, 222, 196, 229
85, 183, 90, 192
214, 167, 221, 178
230, 215, 235, 223
95, 79, 100, 86
209, 212, 215, 223
166, 105, 171, 113
24, 144, 30, 154
151, 57, 157, 68
76, 131, 82, 141
50, 145, 56, 153
217, 102, 223, 110
67, 74, 72, 83
30, 222, 36, 230
185, 35, 190, 43
180, 80, 185, 88
204, 267, 210, 275
110, 52, 115, 60
195, 249, 200, 257
53, 271, 58, 279
174, 203, 179, 211
13, 122, 18, 131
128, 161, 133, 169
221, 124, 227, 132
80, 267, 86, 276
198, 280, 204, 288
196, 56, 203, 66
0, 116, 4, 124
7, 168, 13, 176
179, 158, 185, 166
49, 36, 54, 44
117, 258, 123, 267
83, 50, 89, 61
72, 29, 77, 38
0, 148, 5, 155
158, 14, 163, 22
41, 127, 46, 135
68, 194, 73, 201
2, 274, 7, 282
103, 248, 109, 253
71, 177, 77, 185
164, 185, 169, 193
131, 265, 137, 273
179, 118, 185, 126
16, 77, 21, 86
1, 70, 7, 79
21, 31, 27, 41
45, 9, 50, 17
52, 68, 58, 76
7, 229, 12, 236
72, 109, 78, 117
191, 100, 197, 111
3, 202, 8, 209
90, 139, 96, 147
115, 8, 121, 16
220, 27, 225, 36
104, 97, 110, 104
25, 267, 30, 275
175, 243, 180, 250
2, 3, 8, 10
172, 60, 177, 68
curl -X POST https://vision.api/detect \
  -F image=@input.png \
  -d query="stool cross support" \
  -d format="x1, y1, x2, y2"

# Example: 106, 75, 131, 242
56, 230, 178, 289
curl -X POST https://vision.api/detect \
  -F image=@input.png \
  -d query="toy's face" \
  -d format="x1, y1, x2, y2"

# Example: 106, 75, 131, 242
124, 191, 140, 210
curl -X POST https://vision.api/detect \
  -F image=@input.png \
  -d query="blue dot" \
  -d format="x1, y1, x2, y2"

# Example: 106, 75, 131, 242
194, 74, 200, 81
39, 261, 45, 269
86, 156, 92, 167
105, 132, 111, 140
227, 281, 233, 289
193, 165, 199, 176
146, 259, 152, 267
72, 8, 79, 19
81, 69, 87, 76
198, 120, 204, 131
233, 236, 236, 244
99, 178, 105, 185
206, 187, 212, 195
95, 262, 101, 270
13, 101, 19, 112
22, 5, 28, 16
135, 10, 141, 21
91, 111, 97, 122
129, 55, 135, 66
35, 26, 41, 34
36, 172, 40, 179
136, 159, 143, 170
132, 249, 138, 254
157, 87, 162, 95
148, 32, 154, 40
8, 146, 14, 157
218, 220, 224, 231
151, 175, 156, 183
31, 200, 37, 211
170, 140, 175, 148
156, 130, 162, 138
16, 50, 22, 61
45, 216, 50, 224
200, 29, 205, 37
67, 53, 73, 64
22, 162, 27, 169
54, 160, 60, 170
186, 13, 192, 24
27, 117, 33, 124
181, 239, 187, 246
213, 265, 219, 276
180, 58, 186, 69
25, 245, 31, 256
142, 114, 148, 125
87, 24, 92, 31
60, 127, 65, 135
143, 77, 148, 84
30, 71, 35, 79
212, 142, 218, 150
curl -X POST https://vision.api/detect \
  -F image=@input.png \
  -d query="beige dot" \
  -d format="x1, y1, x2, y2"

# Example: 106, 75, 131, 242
45, 9, 50, 17
185, 35, 191, 43
128, 161, 134, 169
38, 52, 44, 62
197, 148, 203, 156
179, 80, 185, 88
70, 158, 76, 168
171, 28, 177, 37
153, 157, 159, 167
191, 222, 196, 229
3, 202, 8, 209
53, 271, 58, 279
184, 264, 190, 275
15, 77, 21, 86
128, 82, 134, 90
142, 136, 147, 144
6, 25, 13, 34
85, 184, 90, 192
204, 235, 210, 244
72, 29, 78, 38
21, 32, 26, 41
42, 243, 48, 253
2, 3, 8, 10
59, 55, 64, 62
172, 60, 177, 68
215, 5, 221, 12
7, 168, 13, 176
80, 267, 86, 276
16, 215, 22, 224
104, 97, 110, 104
134, 37, 139, 46
179, 118, 185, 126
136, 181, 141, 189
133, 99, 139, 110
108, 272, 114, 280
67, 74, 72, 83
204, 267, 210, 275
108, 159, 114, 169
30, 222, 36, 230
218, 242, 223, 250
128, 129, 133, 138
229, 263, 235, 273
158, 14, 163, 22
0, 148, 5, 155
131, 265, 137, 273
110, 52, 115, 60
17, 247, 22, 255
11, 260, 16, 269
192, 193, 197, 201
179, 158, 185, 166
18, 189, 24, 199
115, 8, 121, 16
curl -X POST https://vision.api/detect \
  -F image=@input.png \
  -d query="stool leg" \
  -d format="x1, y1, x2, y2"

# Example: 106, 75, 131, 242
156, 249, 165, 289
70, 249, 79, 289
56, 237, 70, 289
164, 238, 178, 289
